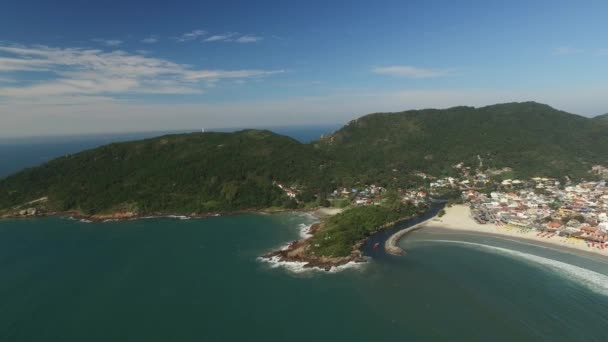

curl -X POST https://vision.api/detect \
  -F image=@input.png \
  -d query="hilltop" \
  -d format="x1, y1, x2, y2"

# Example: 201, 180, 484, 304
592, 113, 608, 122
1, 101, 608, 218
316, 102, 608, 181
0, 130, 330, 216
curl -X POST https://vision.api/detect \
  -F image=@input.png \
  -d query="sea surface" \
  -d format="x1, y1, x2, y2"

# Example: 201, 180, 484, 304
0, 124, 340, 179
1, 214, 607, 341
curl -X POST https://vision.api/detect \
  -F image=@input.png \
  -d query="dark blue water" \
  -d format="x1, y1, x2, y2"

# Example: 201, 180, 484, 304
0, 213, 607, 341
0, 124, 340, 179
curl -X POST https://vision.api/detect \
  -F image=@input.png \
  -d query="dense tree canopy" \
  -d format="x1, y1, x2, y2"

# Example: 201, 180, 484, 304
316, 102, 608, 181
2, 102, 608, 215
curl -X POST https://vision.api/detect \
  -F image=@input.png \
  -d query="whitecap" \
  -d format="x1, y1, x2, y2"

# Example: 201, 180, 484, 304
298, 223, 314, 239
257, 256, 367, 274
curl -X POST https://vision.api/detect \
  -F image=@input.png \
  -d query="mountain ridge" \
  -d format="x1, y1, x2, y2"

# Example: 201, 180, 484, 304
2, 101, 608, 216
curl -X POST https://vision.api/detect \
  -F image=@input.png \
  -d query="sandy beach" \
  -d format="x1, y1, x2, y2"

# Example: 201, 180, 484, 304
419, 205, 608, 257
313, 207, 344, 218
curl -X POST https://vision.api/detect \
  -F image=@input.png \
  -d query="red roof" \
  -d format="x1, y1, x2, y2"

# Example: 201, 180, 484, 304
548, 221, 562, 228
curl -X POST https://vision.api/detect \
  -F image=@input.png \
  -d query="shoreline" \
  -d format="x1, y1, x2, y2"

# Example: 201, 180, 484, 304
261, 208, 429, 271
384, 220, 431, 255
260, 207, 367, 272
407, 205, 608, 258
0, 206, 321, 223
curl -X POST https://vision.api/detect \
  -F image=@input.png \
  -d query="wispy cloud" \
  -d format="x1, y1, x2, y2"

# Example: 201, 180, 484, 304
141, 36, 158, 44
0, 44, 283, 100
553, 46, 583, 55
172, 30, 263, 44
92, 39, 123, 47
184, 69, 284, 80
236, 35, 263, 43
174, 29, 207, 42
204, 33, 237, 42
372, 65, 449, 78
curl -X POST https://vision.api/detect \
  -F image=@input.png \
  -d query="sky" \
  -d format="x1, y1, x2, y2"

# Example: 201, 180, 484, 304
1, 0, 608, 137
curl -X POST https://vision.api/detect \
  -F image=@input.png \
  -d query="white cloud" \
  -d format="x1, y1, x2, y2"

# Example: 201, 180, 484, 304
236, 35, 263, 43
141, 36, 158, 44
0, 44, 283, 99
172, 30, 263, 44
184, 69, 284, 80
204, 33, 236, 42
92, 39, 123, 47
204, 33, 263, 43
174, 30, 207, 42
372, 65, 449, 78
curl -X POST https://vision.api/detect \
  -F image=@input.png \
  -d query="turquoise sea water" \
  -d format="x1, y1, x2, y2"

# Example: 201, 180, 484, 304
1, 214, 607, 341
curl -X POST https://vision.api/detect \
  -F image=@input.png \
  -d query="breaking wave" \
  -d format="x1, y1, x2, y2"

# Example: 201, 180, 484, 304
257, 255, 367, 274
427, 240, 608, 297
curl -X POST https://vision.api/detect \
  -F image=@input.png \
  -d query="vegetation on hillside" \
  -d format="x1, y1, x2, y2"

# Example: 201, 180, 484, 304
316, 102, 608, 181
592, 113, 608, 122
0, 130, 331, 215
310, 203, 419, 257
2, 102, 608, 216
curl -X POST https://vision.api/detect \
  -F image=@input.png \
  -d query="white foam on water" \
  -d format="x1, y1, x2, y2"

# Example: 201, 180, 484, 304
425, 239, 608, 297
257, 255, 367, 274
298, 223, 314, 239
258, 212, 366, 274
295, 212, 320, 239
166, 215, 190, 220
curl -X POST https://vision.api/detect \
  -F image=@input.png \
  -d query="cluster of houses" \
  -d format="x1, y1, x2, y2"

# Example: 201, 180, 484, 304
465, 179, 608, 244
591, 165, 608, 178
330, 185, 387, 206
274, 182, 298, 199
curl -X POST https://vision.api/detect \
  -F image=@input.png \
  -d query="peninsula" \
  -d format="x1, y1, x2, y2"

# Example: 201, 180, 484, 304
2, 102, 608, 266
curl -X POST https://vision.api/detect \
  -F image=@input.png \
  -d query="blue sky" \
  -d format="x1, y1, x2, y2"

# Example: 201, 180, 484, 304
1, 0, 608, 136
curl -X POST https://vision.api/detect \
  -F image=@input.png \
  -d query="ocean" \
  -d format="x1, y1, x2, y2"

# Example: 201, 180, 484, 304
0, 214, 607, 341
1, 126, 607, 341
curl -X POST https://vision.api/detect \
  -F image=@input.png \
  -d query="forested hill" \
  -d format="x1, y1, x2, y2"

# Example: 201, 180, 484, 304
0, 130, 330, 215
316, 102, 608, 180
2, 102, 608, 216
592, 113, 608, 122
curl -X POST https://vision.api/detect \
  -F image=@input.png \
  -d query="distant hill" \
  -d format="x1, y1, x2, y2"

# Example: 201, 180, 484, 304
2, 102, 608, 216
317, 102, 608, 180
0, 130, 329, 215
592, 113, 608, 122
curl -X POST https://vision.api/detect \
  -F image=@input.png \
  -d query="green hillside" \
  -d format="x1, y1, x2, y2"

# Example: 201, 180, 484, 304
0, 130, 330, 215
2, 102, 608, 216
592, 113, 608, 122
317, 102, 608, 180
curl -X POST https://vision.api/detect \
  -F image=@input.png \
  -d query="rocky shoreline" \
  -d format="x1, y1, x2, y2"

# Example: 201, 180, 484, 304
260, 214, 420, 271
384, 221, 429, 256
261, 223, 368, 271
0, 207, 316, 222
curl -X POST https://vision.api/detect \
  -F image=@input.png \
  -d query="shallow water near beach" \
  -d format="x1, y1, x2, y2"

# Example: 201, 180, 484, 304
1, 214, 607, 341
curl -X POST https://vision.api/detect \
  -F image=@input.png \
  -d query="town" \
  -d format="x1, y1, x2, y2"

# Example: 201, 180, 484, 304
275, 163, 608, 249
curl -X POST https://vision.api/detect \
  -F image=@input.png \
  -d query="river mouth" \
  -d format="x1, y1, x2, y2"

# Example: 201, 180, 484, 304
361, 202, 445, 258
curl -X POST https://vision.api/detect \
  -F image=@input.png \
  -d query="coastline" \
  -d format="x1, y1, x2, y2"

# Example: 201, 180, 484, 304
260, 207, 431, 271
409, 205, 608, 258
260, 207, 365, 272
384, 220, 430, 255
0, 206, 320, 223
